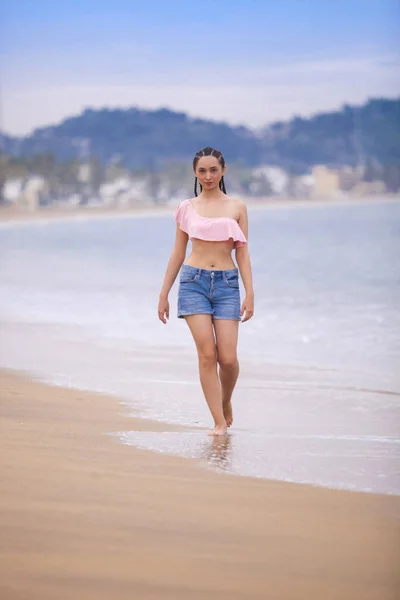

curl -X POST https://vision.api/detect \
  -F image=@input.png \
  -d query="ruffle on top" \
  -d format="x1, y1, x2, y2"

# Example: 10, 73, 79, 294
174, 199, 247, 249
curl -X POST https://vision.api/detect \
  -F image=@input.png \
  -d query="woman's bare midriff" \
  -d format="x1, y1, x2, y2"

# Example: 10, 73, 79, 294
184, 239, 237, 270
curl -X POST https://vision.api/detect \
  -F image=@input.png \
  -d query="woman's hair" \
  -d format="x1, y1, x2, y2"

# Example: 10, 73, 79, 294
193, 146, 227, 197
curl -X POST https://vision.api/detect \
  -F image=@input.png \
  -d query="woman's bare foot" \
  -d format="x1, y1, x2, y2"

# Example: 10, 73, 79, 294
223, 399, 233, 427
208, 423, 228, 436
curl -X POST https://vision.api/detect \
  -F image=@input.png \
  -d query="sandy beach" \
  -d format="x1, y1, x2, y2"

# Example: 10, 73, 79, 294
0, 369, 399, 600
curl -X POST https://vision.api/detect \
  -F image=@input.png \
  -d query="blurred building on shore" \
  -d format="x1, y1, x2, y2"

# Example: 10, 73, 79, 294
311, 165, 386, 198
0, 161, 392, 213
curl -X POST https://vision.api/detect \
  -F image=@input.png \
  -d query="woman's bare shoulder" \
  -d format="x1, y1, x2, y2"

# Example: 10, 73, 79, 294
226, 195, 246, 205
226, 196, 247, 214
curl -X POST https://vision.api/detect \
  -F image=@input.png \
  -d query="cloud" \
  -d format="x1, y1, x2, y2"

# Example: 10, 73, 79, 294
3, 54, 400, 135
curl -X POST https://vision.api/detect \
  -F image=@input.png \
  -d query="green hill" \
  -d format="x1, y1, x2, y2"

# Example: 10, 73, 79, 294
1, 98, 399, 174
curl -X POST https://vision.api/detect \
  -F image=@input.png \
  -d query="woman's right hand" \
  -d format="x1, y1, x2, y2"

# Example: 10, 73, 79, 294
158, 295, 170, 324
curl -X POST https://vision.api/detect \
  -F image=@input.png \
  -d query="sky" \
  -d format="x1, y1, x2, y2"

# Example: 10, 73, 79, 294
1, 0, 399, 135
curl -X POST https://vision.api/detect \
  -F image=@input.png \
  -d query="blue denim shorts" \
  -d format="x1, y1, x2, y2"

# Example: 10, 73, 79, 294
178, 264, 241, 320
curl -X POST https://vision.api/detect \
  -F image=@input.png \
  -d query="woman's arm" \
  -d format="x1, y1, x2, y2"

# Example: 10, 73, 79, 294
235, 202, 254, 323
158, 225, 188, 324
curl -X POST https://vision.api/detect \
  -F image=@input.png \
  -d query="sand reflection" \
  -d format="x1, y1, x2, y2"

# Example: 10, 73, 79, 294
201, 434, 233, 471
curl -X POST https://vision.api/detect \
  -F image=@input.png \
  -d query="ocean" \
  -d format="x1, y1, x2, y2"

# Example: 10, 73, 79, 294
1, 199, 399, 495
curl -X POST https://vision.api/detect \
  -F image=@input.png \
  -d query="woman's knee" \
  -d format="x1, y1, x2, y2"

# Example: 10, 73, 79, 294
218, 354, 238, 370
198, 347, 217, 370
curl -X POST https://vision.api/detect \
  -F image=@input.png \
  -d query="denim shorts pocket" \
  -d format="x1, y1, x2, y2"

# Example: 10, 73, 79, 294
223, 272, 240, 289
180, 267, 200, 283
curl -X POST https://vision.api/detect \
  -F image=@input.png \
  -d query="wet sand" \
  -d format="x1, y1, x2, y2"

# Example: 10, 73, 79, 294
0, 369, 399, 600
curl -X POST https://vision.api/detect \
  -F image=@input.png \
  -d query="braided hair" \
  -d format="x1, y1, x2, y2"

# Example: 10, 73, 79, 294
193, 146, 227, 197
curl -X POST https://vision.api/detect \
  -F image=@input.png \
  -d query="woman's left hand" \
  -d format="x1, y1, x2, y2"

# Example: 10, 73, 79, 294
241, 294, 254, 323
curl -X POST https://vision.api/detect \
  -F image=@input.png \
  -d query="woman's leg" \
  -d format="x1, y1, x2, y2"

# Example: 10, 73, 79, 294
185, 314, 227, 435
213, 319, 240, 427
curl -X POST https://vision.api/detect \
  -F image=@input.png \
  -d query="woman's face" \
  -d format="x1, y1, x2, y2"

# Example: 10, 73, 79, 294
194, 156, 226, 192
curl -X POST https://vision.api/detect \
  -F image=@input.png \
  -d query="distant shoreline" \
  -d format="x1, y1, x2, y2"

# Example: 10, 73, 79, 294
0, 194, 399, 227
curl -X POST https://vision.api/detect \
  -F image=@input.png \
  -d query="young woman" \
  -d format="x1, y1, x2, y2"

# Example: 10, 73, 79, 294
158, 146, 254, 436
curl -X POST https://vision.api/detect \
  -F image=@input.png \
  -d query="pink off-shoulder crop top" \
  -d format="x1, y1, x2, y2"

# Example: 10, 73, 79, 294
174, 199, 247, 248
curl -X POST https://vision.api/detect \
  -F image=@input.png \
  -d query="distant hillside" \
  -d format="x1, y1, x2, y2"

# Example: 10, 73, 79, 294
260, 98, 400, 173
1, 98, 399, 173
1, 108, 261, 169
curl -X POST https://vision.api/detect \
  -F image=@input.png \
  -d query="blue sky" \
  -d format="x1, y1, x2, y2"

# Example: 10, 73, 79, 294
2, 0, 399, 135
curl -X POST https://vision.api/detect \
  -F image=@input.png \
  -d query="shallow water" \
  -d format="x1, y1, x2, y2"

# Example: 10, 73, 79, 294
1, 199, 399, 494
